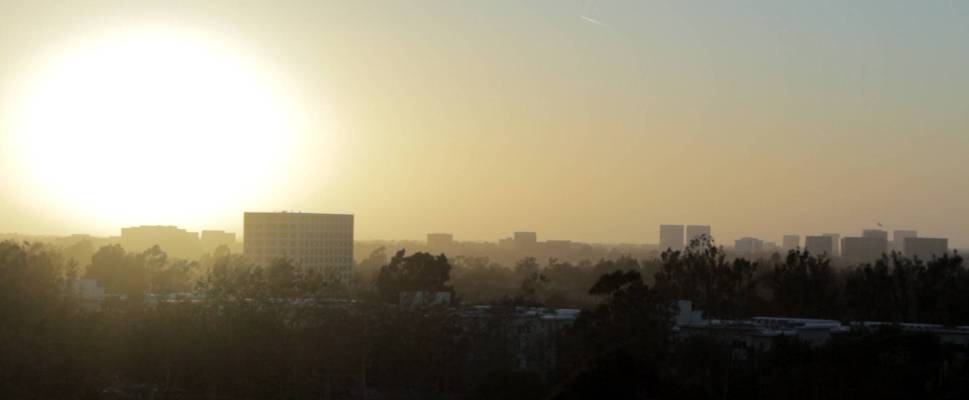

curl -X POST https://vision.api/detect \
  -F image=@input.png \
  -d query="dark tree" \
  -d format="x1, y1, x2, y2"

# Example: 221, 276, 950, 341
653, 235, 762, 318
767, 250, 841, 318
375, 250, 453, 304
552, 270, 673, 399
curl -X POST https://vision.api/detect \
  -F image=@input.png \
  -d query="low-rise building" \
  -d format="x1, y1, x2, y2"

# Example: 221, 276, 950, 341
426, 233, 454, 253
672, 301, 969, 349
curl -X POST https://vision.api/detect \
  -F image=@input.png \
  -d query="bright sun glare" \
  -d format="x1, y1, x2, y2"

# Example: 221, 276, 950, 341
8, 27, 300, 229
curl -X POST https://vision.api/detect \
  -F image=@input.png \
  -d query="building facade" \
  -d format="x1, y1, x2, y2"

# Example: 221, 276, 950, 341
804, 235, 834, 256
686, 225, 712, 245
243, 212, 354, 283
841, 236, 888, 264
862, 229, 889, 241
201, 230, 237, 254
822, 233, 841, 256
892, 230, 918, 253
120, 225, 201, 259
735, 237, 764, 257
659, 225, 685, 252
903, 237, 948, 260
513, 231, 538, 251
426, 233, 454, 253
782, 235, 800, 251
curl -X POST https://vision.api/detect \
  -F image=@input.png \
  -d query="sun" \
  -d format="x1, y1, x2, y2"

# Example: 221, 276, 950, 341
6, 26, 303, 230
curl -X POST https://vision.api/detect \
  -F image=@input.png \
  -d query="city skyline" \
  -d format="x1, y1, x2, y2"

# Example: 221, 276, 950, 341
2, 1, 968, 246
2, 3, 969, 397
13, 217, 961, 256
5, 217, 964, 249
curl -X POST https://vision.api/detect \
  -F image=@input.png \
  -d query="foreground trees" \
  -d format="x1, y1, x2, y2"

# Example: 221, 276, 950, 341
2, 238, 969, 399
653, 236, 762, 319
0, 241, 95, 398
548, 240, 969, 399
86, 244, 197, 299
0, 241, 471, 399
845, 252, 969, 324
552, 270, 673, 399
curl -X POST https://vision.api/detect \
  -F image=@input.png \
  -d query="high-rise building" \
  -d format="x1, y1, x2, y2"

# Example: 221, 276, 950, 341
243, 212, 354, 283
514, 231, 538, 251
659, 225, 685, 252
686, 225, 712, 246
200, 230, 237, 254
735, 237, 764, 256
892, 230, 918, 253
841, 236, 888, 264
862, 229, 889, 241
822, 233, 841, 256
121, 225, 201, 259
782, 235, 800, 251
426, 233, 454, 253
804, 235, 834, 256
903, 237, 948, 260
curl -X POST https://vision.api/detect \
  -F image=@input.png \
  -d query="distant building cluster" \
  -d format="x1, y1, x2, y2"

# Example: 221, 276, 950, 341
2, 211, 959, 290
734, 237, 764, 256
658, 224, 712, 252
120, 225, 237, 259
418, 223, 951, 265
414, 230, 652, 266
721, 226, 950, 264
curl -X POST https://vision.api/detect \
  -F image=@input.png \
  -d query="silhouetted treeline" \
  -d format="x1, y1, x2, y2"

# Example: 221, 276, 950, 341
555, 276, 969, 399
2, 238, 969, 399
441, 237, 969, 325
651, 238, 969, 324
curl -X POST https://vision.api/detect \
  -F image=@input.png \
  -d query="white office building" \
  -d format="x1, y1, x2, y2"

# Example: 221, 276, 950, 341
243, 212, 354, 284
660, 225, 685, 252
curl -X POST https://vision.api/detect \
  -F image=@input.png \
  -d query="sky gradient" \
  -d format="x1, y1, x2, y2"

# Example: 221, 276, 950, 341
1, 1, 967, 246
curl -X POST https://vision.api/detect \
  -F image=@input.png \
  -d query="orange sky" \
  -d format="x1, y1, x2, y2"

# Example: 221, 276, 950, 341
1, 1, 967, 246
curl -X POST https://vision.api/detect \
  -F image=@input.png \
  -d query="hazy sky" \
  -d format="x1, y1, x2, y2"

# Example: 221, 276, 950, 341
1, 1, 968, 246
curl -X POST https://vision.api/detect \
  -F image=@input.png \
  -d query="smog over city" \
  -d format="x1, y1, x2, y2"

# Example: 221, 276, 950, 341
1, 1, 968, 399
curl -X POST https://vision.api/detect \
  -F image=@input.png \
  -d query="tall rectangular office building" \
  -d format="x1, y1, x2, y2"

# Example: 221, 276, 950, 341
862, 229, 889, 241
841, 236, 888, 265
804, 236, 834, 256
823, 233, 841, 256
903, 237, 948, 260
244, 212, 354, 283
659, 225, 685, 252
513, 231, 538, 252
782, 235, 800, 251
686, 225, 712, 245
734, 237, 764, 256
892, 230, 918, 253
